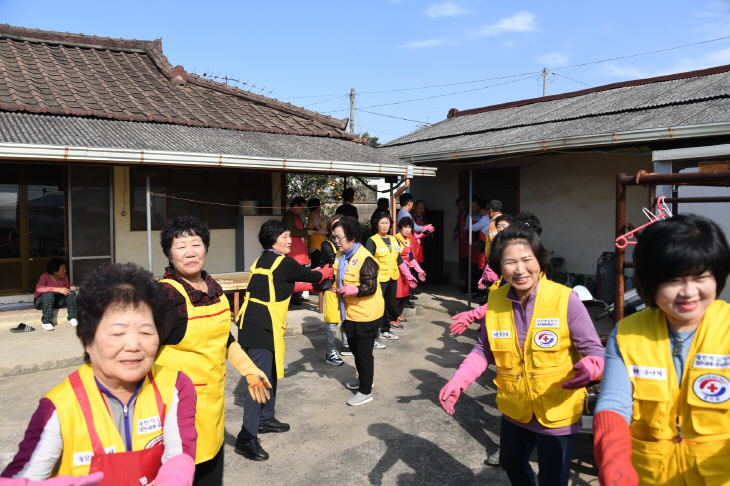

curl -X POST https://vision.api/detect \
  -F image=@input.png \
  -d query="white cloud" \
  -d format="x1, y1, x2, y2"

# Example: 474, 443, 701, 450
425, 1, 470, 18
538, 53, 570, 66
477, 11, 538, 37
399, 39, 451, 49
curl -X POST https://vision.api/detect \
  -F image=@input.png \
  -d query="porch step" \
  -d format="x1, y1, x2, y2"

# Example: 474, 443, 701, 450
0, 307, 69, 331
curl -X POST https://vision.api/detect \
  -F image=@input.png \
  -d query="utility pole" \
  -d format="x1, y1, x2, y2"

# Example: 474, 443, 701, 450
541, 68, 549, 97
348, 88, 355, 134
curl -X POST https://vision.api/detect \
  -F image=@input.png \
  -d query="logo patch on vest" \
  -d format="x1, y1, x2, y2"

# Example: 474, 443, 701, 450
628, 366, 667, 380
351, 259, 358, 266
491, 330, 511, 339
535, 318, 559, 328
145, 434, 164, 449
693, 354, 730, 369
534, 330, 558, 348
137, 415, 162, 435
693, 374, 730, 403
73, 446, 116, 466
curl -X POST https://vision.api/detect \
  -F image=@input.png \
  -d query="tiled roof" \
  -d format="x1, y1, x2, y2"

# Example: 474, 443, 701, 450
0, 24, 355, 140
381, 64, 730, 155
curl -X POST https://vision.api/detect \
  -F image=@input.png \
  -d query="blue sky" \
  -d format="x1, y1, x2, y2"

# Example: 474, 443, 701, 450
2, 0, 730, 143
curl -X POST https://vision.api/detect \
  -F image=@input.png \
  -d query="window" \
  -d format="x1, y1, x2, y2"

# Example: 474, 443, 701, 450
131, 167, 272, 230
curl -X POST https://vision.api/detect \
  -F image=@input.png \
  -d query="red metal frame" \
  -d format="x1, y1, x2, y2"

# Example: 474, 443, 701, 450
614, 169, 730, 322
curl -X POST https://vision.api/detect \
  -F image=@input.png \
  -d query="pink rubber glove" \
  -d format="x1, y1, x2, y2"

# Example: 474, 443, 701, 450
410, 260, 427, 281
477, 278, 487, 291
398, 263, 418, 288
482, 264, 498, 284
330, 285, 359, 296
0, 473, 105, 486
413, 231, 425, 239
155, 454, 196, 486
453, 231, 459, 241
293, 282, 314, 293
439, 352, 489, 415
561, 356, 604, 389
422, 224, 435, 233
449, 304, 487, 335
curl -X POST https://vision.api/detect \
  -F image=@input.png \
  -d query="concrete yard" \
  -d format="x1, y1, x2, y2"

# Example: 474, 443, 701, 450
0, 286, 602, 485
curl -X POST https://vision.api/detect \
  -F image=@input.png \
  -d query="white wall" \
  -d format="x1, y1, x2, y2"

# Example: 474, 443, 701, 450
409, 152, 653, 280
112, 167, 236, 277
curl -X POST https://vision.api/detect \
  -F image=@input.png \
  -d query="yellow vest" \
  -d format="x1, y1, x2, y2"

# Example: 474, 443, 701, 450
236, 255, 290, 380
308, 214, 326, 250
155, 279, 230, 464
371, 235, 401, 282
45, 363, 177, 477
322, 240, 341, 324
485, 279, 585, 428
616, 300, 730, 486
332, 245, 384, 322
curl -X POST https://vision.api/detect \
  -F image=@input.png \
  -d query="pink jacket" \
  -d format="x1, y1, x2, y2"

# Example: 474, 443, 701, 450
34, 274, 70, 299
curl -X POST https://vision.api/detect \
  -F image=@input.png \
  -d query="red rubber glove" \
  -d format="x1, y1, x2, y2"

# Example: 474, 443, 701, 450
410, 260, 427, 281
330, 285, 358, 296
593, 410, 638, 486
449, 304, 487, 335
439, 352, 488, 415
399, 262, 418, 288
293, 282, 314, 293
562, 356, 604, 389
316, 263, 334, 281
0, 473, 105, 486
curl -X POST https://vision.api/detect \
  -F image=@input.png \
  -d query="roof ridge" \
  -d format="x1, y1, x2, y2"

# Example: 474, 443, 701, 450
448, 63, 730, 119
382, 92, 730, 148
0, 23, 157, 52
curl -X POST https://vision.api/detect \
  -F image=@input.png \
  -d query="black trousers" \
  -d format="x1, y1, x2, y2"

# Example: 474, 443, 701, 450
379, 279, 398, 331
193, 444, 224, 486
238, 348, 278, 441
396, 296, 408, 317
499, 416, 577, 486
459, 257, 469, 282
348, 334, 376, 394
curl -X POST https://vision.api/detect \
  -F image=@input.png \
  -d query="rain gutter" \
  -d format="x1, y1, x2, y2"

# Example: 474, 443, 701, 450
0, 142, 437, 177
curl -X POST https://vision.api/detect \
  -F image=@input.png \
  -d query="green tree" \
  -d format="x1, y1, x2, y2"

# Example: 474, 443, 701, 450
286, 174, 372, 207
356, 132, 380, 148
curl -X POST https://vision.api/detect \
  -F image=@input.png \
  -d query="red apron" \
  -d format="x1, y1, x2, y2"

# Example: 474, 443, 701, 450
395, 234, 411, 299
459, 214, 469, 258
475, 230, 486, 270
411, 213, 426, 263
288, 211, 309, 265
69, 371, 166, 486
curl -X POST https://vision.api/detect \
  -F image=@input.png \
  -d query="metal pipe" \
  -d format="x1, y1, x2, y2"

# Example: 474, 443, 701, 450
615, 173, 626, 323
146, 176, 153, 272
620, 170, 730, 186
468, 167, 473, 309
661, 196, 730, 203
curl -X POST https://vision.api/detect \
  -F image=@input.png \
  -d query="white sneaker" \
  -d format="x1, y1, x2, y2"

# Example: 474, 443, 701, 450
381, 331, 399, 340
347, 392, 373, 406
374, 339, 386, 349
68, 318, 78, 327
41, 323, 54, 331
346, 379, 374, 390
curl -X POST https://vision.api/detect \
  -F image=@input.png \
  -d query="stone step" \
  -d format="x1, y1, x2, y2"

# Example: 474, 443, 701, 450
0, 308, 69, 331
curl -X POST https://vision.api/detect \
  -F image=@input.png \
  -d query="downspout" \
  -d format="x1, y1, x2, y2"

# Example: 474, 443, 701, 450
391, 178, 410, 235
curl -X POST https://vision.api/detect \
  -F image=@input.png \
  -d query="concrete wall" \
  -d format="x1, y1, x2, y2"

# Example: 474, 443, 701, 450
112, 167, 236, 277
409, 152, 653, 280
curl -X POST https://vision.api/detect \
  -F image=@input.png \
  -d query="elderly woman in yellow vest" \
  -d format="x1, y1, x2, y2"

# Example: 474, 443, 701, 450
439, 224, 604, 486
235, 219, 332, 462
365, 211, 418, 344
2, 263, 197, 485
593, 214, 730, 486
156, 216, 271, 486
330, 216, 385, 406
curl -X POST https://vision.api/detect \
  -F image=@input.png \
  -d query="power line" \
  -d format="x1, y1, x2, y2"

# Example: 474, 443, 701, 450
552, 72, 592, 88
303, 94, 348, 107
322, 75, 536, 114
358, 109, 428, 124
278, 34, 730, 101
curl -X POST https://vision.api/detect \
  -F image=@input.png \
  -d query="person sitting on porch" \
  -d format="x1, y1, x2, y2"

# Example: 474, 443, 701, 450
3, 263, 197, 486
34, 258, 77, 331
156, 216, 271, 486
